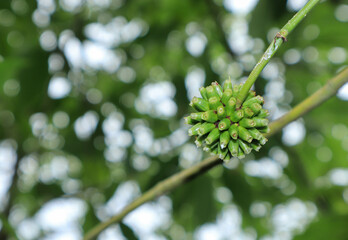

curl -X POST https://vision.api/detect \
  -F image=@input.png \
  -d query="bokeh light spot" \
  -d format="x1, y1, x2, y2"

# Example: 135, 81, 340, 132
48, 76, 71, 99
40, 30, 57, 51
283, 49, 301, 65
316, 146, 333, 162
223, 0, 258, 15
337, 82, 348, 101
86, 88, 103, 104
282, 120, 306, 146
53, 111, 70, 129
303, 24, 320, 41
3, 79, 20, 97
335, 4, 348, 22
287, 0, 307, 11
74, 111, 99, 140
328, 47, 347, 64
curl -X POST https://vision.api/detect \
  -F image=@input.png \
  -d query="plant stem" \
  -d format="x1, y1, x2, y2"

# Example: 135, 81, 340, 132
236, 0, 321, 108
84, 66, 348, 240
265, 67, 348, 137
83, 156, 223, 240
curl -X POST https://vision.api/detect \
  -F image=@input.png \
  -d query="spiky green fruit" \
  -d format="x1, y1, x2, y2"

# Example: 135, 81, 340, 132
185, 80, 269, 160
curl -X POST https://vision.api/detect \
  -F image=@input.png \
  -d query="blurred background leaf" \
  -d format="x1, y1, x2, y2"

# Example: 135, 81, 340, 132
1, 0, 348, 239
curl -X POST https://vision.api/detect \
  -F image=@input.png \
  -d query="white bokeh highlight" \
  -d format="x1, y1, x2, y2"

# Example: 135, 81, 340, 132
48, 77, 71, 99
185, 66, 205, 100
223, 0, 258, 15
282, 120, 306, 146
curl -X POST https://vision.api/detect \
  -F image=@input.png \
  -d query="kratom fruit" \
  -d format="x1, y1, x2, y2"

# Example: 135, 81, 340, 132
185, 80, 269, 161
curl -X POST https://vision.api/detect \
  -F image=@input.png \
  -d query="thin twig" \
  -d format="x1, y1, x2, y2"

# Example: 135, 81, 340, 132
83, 155, 223, 240
84, 66, 348, 240
236, 0, 321, 108
265, 67, 348, 137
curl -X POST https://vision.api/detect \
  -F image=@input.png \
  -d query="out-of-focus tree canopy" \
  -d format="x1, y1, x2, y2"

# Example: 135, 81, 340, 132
1, 0, 348, 239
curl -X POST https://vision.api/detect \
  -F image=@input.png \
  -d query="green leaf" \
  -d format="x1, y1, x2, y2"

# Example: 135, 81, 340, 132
120, 223, 138, 240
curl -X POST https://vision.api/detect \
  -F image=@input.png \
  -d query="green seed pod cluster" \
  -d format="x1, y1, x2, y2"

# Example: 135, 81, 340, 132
185, 80, 269, 161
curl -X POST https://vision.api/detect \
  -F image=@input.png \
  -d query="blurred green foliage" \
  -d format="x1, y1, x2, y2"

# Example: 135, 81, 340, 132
1, 0, 348, 239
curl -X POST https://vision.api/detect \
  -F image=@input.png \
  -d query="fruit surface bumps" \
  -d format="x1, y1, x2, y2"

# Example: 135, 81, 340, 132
186, 80, 269, 161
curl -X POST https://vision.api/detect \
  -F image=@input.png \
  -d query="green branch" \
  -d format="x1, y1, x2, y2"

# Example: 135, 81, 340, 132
84, 67, 348, 240
266, 67, 348, 137
83, 156, 223, 240
236, 0, 321, 108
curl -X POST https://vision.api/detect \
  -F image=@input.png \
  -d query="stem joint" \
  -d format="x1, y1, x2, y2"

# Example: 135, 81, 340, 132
275, 32, 288, 43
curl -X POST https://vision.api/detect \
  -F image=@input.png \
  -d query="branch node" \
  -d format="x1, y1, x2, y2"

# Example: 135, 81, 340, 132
275, 32, 288, 43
